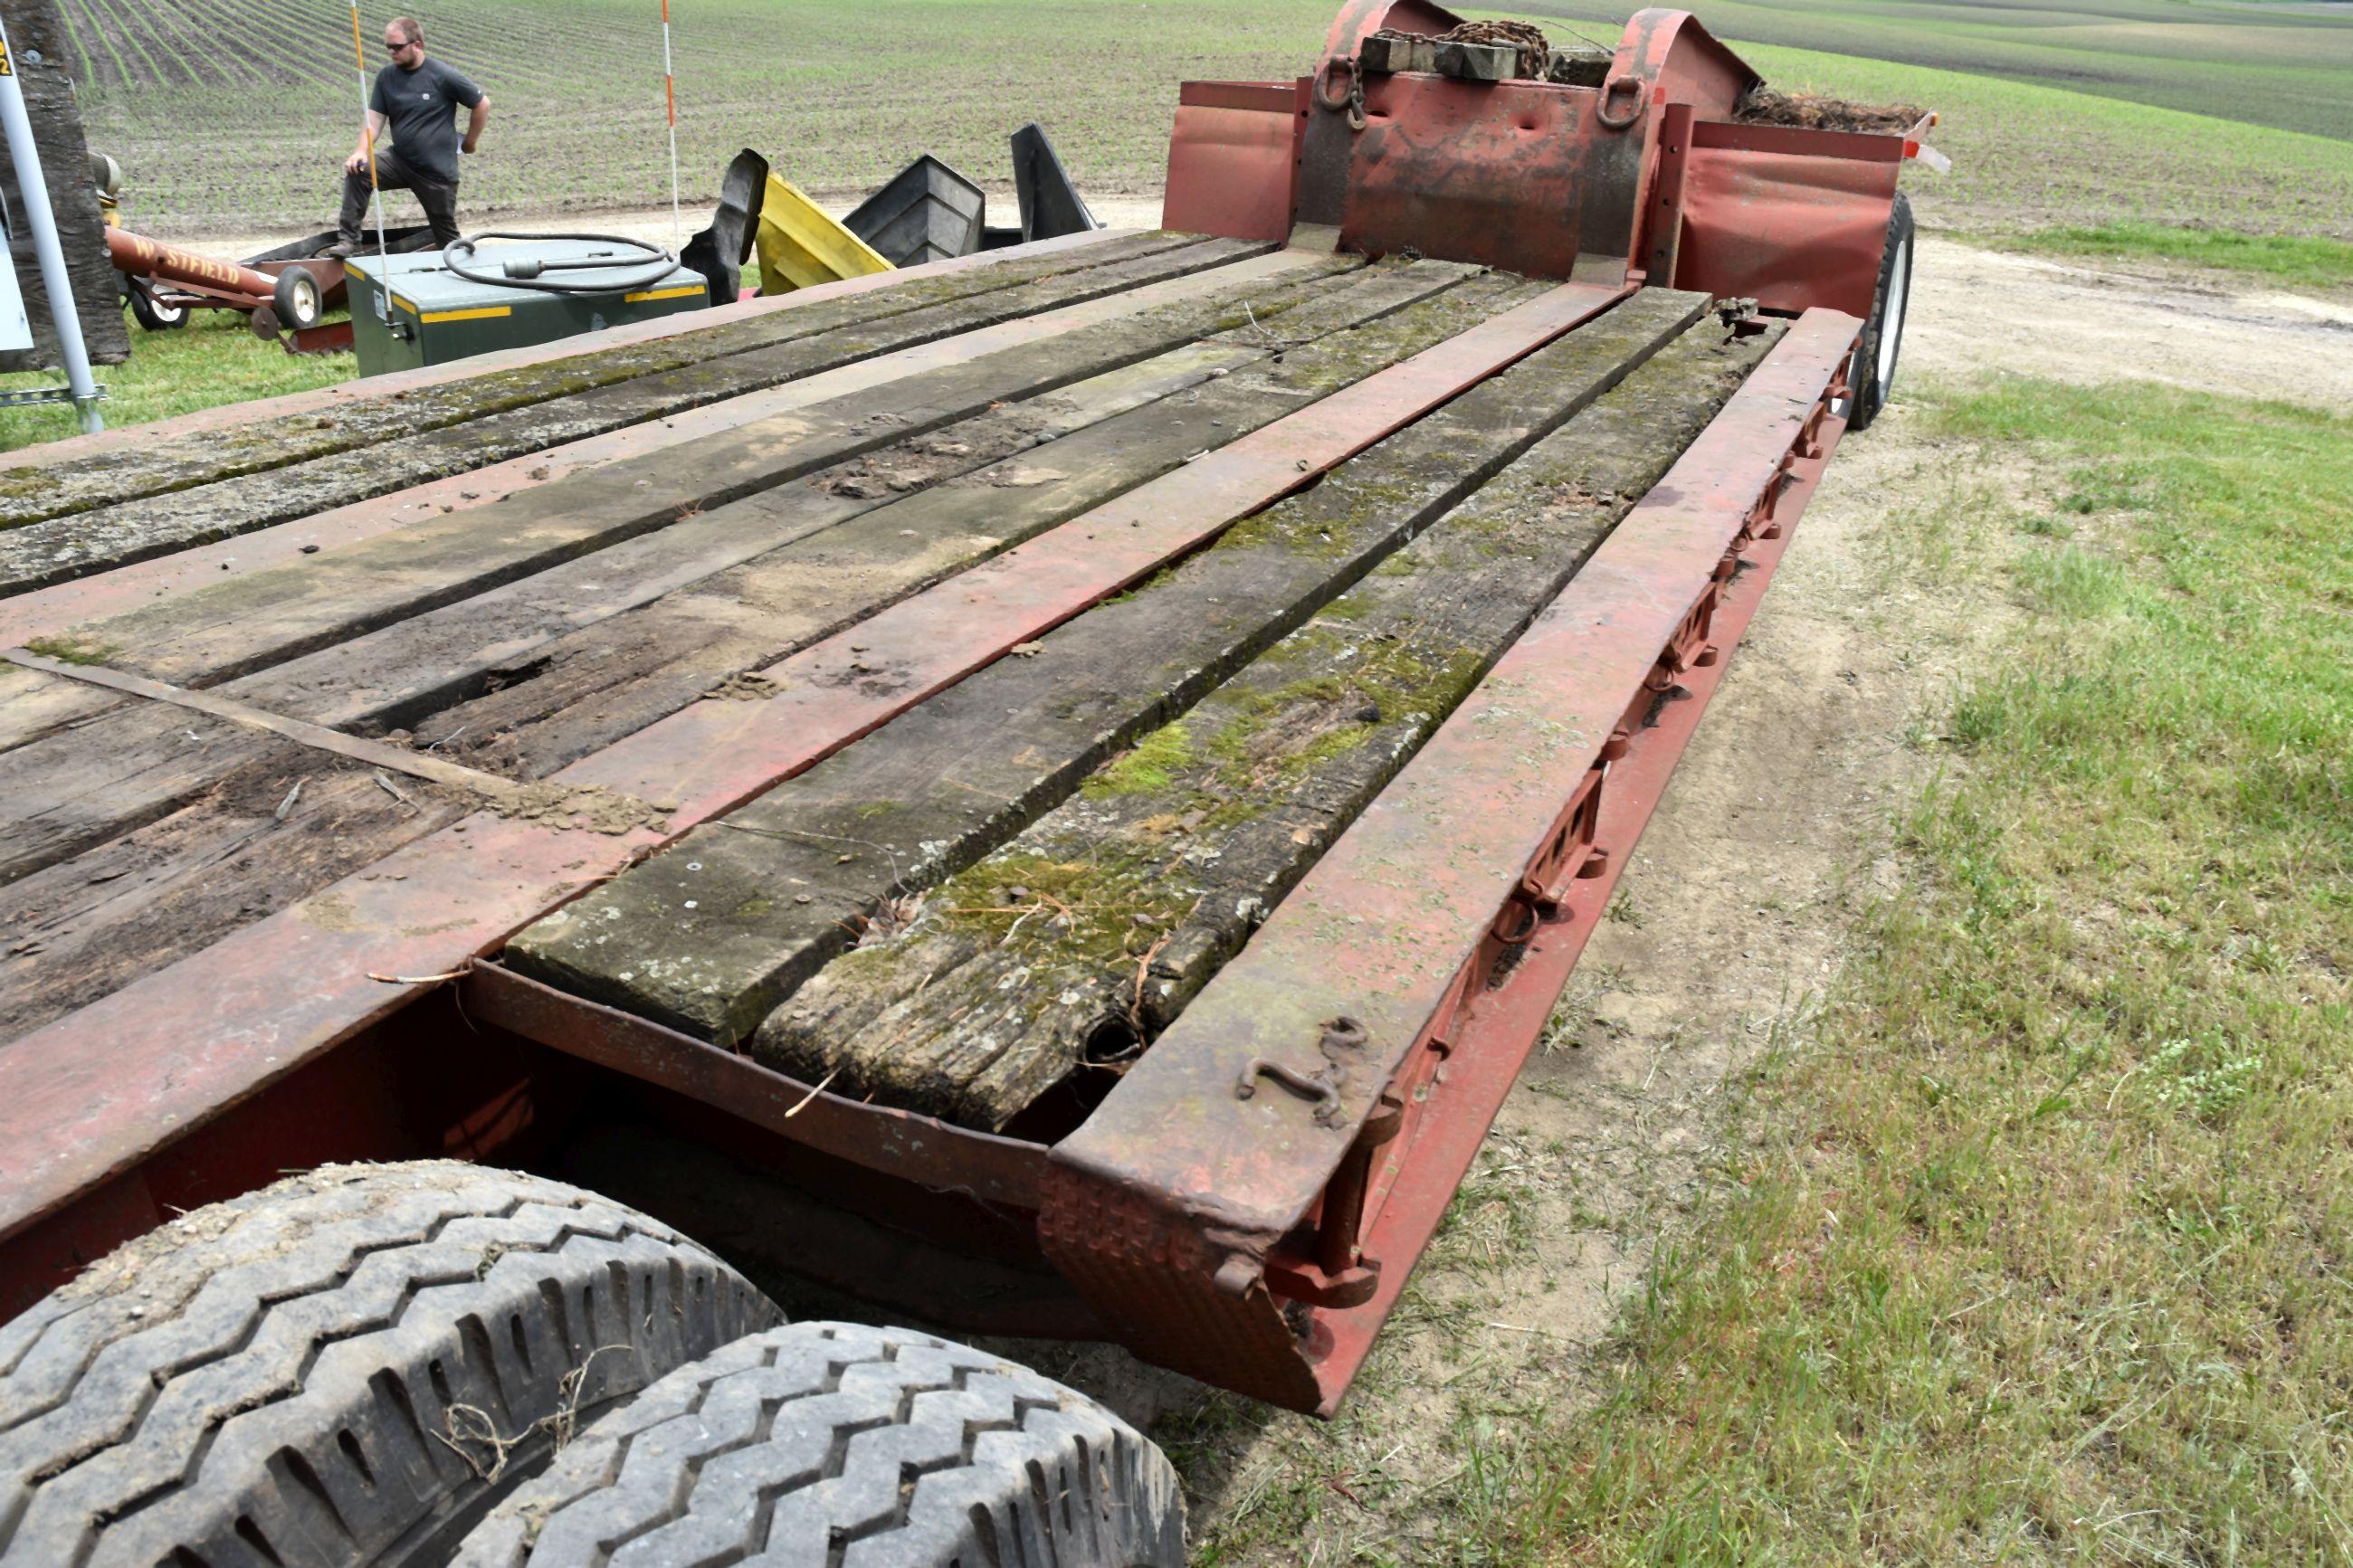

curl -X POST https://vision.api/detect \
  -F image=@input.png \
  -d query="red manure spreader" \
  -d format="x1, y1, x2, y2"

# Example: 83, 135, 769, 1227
0, 5, 1929, 1562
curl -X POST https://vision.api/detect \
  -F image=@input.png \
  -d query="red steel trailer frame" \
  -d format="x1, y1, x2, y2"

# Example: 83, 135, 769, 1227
0, 3, 1920, 1416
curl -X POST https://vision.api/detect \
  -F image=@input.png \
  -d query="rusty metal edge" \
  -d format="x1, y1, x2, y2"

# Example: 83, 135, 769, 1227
1304, 379, 1852, 1413
462, 964, 1047, 1209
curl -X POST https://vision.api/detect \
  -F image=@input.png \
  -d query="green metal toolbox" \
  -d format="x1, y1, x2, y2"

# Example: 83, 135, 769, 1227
345, 239, 710, 377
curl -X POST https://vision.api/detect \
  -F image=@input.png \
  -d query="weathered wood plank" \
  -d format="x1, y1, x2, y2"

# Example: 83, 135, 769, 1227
395, 260, 1497, 781
76, 250, 1352, 689
0, 666, 112, 755
231, 260, 1474, 736
0, 238, 1272, 593
28, 249, 1352, 696
752, 318, 1790, 1126
0, 343, 1265, 926
0, 232, 1197, 529
0, 264, 1462, 1012
0, 256, 1371, 890
503, 289, 1713, 1045
0, 769, 473, 1043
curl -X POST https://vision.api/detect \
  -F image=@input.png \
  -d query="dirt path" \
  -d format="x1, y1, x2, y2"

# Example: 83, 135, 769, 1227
1907, 236, 2353, 411
985, 234, 2348, 1558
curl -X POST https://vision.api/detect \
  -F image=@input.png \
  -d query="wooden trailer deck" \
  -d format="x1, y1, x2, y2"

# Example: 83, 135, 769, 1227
0, 230, 1855, 1339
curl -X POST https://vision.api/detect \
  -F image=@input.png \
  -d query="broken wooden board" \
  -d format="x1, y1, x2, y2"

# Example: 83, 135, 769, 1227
0, 231, 1195, 532
503, 289, 1711, 1045
0, 237, 1274, 593
752, 317, 1788, 1127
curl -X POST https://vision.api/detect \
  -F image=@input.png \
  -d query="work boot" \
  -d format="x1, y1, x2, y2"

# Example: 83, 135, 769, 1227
320, 238, 358, 259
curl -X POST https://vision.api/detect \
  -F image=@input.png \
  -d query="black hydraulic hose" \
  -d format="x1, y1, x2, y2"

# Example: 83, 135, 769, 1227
441, 232, 678, 295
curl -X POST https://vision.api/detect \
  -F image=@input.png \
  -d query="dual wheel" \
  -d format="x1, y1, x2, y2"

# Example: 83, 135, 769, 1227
0, 1164, 1184, 1567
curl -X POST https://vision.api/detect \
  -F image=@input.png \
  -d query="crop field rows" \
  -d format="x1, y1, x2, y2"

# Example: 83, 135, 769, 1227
1527, 0, 2353, 145
58, 0, 1336, 237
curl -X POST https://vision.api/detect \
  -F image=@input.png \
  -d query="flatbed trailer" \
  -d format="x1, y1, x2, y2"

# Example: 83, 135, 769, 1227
0, 6, 1926, 1563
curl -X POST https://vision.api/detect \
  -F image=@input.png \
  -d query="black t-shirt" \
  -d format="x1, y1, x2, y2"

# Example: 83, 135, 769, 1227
370, 57, 482, 185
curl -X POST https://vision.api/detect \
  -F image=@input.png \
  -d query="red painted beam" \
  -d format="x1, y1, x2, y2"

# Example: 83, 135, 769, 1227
1309, 348, 1852, 1411
1043, 309, 1859, 1411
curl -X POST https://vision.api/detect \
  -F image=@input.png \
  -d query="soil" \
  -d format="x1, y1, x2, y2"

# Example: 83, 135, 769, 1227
1734, 87, 1927, 136
982, 233, 2353, 1554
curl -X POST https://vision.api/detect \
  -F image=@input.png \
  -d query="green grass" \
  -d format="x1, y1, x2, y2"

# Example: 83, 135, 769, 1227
67, 0, 1342, 237
1466, 375, 2353, 1562
0, 305, 349, 454
1999, 221, 2353, 291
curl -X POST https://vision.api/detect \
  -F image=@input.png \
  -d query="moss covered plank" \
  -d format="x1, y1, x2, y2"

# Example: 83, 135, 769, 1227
503, 287, 1713, 1045
751, 317, 1788, 1127
0, 257, 1374, 891
0, 238, 1272, 594
0, 232, 1201, 532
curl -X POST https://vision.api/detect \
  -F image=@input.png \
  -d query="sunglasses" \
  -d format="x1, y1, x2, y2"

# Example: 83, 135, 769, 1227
385, 38, 420, 53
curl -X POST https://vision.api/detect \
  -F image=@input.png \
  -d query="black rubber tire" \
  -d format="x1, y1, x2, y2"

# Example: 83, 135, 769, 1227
1847, 190, 1914, 432
452, 1321, 1186, 1568
273, 264, 326, 331
0, 1162, 780, 1568
126, 279, 186, 331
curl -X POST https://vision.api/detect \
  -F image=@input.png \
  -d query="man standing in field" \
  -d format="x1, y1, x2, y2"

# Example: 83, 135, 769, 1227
326, 16, 490, 255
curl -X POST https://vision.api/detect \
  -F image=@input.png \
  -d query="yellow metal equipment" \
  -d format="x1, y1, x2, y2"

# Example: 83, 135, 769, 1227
755, 174, 891, 295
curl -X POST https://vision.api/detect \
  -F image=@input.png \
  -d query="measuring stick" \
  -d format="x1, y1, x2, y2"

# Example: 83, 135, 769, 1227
662, 0, 681, 249
348, 1, 391, 268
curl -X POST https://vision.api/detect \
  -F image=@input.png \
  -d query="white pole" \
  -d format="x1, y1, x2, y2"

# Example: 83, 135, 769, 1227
0, 14, 103, 433
662, 0, 681, 251
348, 4, 390, 268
